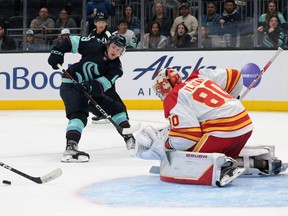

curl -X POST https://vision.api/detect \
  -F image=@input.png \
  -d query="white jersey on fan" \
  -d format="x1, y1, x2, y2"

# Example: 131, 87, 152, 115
112, 30, 137, 48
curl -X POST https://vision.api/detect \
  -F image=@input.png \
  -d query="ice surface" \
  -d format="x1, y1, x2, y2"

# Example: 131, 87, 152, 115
0, 110, 287, 216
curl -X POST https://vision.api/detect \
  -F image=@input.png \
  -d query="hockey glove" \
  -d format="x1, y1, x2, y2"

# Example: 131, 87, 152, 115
76, 80, 103, 96
135, 125, 167, 160
48, 48, 64, 69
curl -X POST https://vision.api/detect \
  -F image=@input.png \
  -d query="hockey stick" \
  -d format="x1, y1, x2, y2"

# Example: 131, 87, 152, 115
57, 64, 140, 136
239, 47, 283, 100
0, 161, 62, 184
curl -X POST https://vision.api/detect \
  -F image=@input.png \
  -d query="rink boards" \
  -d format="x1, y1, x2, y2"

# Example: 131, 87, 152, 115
0, 50, 288, 111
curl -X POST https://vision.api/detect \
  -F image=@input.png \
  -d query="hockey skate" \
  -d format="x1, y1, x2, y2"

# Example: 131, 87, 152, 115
216, 166, 246, 187
61, 141, 90, 163
91, 115, 110, 124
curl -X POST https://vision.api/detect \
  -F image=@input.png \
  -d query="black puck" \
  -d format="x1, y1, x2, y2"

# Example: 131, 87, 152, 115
2, 180, 11, 185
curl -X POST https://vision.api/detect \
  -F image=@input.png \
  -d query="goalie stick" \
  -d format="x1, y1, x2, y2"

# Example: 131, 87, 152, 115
57, 64, 140, 136
239, 47, 283, 100
0, 161, 62, 184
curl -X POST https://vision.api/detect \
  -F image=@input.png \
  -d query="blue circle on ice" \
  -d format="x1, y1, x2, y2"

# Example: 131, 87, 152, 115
80, 174, 288, 207
241, 63, 261, 88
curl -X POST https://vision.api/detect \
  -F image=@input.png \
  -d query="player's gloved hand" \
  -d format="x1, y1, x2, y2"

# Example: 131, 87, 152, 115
76, 80, 103, 96
135, 125, 168, 160
48, 48, 64, 69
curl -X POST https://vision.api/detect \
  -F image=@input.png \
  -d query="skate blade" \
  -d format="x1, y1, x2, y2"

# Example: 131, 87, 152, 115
61, 155, 89, 163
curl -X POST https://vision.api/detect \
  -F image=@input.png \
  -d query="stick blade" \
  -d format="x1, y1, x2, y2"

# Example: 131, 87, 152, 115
40, 168, 62, 183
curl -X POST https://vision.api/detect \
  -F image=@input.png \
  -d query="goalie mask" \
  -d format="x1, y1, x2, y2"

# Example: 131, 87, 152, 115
153, 68, 182, 100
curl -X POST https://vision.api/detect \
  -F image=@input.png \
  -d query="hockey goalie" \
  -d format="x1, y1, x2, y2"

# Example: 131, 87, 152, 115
135, 67, 287, 187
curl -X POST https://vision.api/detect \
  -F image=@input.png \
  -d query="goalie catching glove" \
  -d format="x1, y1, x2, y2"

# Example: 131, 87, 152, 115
76, 80, 103, 96
135, 125, 169, 160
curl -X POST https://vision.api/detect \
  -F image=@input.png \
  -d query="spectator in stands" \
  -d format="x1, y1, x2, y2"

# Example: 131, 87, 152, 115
219, 0, 241, 47
112, 18, 137, 48
202, 1, 221, 36
55, 9, 77, 34
0, 23, 17, 51
86, 0, 116, 33
170, 2, 198, 38
171, 22, 193, 48
30, 7, 55, 34
120, 5, 141, 42
257, 15, 286, 48
52, 28, 71, 47
258, 1, 287, 30
162, 0, 181, 18
137, 20, 167, 49
146, 2, 172, 39
25, 29, 46, 51
191, 26, 212, 49
88, 12, 111, 44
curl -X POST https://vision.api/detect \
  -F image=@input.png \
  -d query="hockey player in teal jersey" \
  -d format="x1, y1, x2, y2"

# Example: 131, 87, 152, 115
48, 34, 135, 162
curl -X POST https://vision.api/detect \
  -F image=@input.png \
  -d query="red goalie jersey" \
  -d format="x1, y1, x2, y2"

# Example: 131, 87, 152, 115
160, 68, 253, 159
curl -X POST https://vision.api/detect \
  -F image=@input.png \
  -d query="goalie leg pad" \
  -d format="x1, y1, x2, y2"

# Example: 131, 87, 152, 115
237, 145, 284, 175
159, 151, 243, 187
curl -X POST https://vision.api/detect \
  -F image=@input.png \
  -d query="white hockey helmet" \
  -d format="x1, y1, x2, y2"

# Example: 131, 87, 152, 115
153, 68, 182, 100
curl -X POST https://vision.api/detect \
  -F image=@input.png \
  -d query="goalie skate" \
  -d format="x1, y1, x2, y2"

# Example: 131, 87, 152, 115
216, 167, 246, 187
61, 142, 90, 163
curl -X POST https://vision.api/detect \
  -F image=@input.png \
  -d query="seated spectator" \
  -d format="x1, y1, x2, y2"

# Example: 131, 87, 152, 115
146, 2, 172, 39
258, 1, 286, 30
171, 22, 192, 48
52, 28, 71, 47
55, 9, 77, 34
137, 21, 167, 49
30, 7, 55, 34
202, 1, 222, 36
0, 22, 17, 51
219, 0, 241, 47
86, 0, 116, 33
120, 5, 141, 40
112, 18, 137, 48
25, 29, 46, 51
88, 12, 111, 44
170, 2, 198, 38
191, 26, 212, 49
257, 15, 286, 48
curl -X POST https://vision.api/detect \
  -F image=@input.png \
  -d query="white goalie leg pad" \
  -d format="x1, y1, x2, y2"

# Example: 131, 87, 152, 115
135, 125, 169, 160
237, 145, 284, 176
159, 150, 243, 187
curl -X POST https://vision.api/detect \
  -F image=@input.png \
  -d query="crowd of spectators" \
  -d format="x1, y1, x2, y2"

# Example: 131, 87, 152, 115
1, 0, 288, 51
